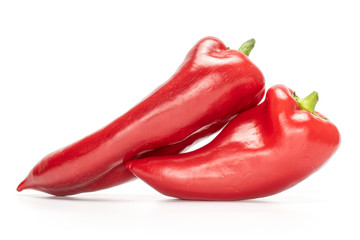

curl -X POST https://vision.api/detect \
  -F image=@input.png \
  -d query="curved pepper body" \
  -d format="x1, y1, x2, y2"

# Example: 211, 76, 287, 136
125, 85, 340, 201
18, 37, 265, 196
39, 121, 226, 196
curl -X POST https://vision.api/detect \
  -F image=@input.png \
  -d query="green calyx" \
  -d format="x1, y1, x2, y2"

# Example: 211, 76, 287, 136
293, 91, 324, 118
238, 38, 255, 56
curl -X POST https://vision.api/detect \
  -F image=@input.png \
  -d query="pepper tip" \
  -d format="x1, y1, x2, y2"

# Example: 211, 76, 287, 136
17, 179, 28, 192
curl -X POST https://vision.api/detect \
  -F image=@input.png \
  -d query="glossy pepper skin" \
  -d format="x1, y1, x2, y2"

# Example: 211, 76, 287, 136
49, 121, 226, 196
17, 37, 265, 196
125, 85, 340, 201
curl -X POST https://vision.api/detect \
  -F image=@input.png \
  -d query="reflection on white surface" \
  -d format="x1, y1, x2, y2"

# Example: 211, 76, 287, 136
11, 191, 333, 238
10, 166, 358, 239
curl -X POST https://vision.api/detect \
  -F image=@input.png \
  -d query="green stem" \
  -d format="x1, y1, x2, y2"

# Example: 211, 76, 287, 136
293, 91, 319, 116
238, 38, 255, 56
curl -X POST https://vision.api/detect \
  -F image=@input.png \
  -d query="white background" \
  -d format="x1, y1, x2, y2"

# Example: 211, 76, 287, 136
1, 0, 359, 239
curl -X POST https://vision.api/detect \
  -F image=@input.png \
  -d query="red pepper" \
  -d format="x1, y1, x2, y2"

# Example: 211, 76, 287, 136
49, 122, 226, 195
125, 85, 340, 201
17, 37, 265, 196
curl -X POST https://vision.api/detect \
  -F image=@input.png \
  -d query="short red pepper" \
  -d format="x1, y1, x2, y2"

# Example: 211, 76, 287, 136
125, 85, 340, 201
17, 37, 265, 196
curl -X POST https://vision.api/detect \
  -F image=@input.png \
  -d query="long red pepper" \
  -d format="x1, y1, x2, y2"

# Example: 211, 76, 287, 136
125, 85, 340, 201
17, 37, 265, 196
46, 122, 226, 195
